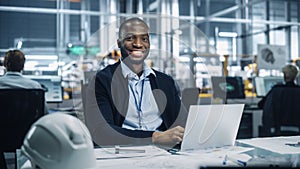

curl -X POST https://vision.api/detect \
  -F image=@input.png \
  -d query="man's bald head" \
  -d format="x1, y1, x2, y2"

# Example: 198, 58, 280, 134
118, 17, 149, 40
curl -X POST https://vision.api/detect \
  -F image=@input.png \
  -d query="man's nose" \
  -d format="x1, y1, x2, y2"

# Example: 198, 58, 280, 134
133, 38, 142, 47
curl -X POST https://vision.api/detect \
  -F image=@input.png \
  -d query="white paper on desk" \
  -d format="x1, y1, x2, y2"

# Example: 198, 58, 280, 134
97, 154, 202, 169
237, 136, 300, 154
95, 145, 170, 160
178, 145, 254, 156
167, 146, 253, 168
96, 146, 254, 169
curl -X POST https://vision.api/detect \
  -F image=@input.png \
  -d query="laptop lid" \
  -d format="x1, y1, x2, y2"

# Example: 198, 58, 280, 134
180, 104, 244, 151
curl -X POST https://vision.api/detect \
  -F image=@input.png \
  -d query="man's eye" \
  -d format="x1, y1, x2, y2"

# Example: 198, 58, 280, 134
142, 37, 149, 42
125, 36, 134, 41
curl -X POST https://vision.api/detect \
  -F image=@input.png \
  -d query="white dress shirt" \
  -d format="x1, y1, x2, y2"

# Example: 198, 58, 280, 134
121, 61, 162, 131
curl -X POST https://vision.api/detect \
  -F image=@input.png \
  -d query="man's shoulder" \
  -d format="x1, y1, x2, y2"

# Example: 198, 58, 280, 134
272, 83, 285, 88
152, 69, 173, 81
273, 83, 300, 88
23, 78, 43, 88
98, 62, 120, 73
96, 62, 121, 81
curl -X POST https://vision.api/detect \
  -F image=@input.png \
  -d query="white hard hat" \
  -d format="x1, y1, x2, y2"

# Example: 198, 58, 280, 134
21, 113, 97, 169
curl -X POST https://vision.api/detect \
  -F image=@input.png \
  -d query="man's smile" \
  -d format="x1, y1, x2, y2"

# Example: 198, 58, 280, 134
129, 50, 144, 57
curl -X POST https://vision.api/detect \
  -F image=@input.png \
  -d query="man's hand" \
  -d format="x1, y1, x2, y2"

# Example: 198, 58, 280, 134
152, 126, 185, 146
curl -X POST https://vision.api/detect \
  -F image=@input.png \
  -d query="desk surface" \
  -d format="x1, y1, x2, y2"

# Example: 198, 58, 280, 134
19, 136, 300, 169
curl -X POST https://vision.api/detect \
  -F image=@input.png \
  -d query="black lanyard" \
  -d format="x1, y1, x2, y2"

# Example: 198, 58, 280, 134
129, 79, 145, 128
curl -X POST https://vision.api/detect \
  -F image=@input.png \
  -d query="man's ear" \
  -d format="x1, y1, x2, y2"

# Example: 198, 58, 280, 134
117, 39, 121, 48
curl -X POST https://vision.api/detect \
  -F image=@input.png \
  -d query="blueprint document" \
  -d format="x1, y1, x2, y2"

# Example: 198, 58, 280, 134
237, 136, 300, 154
95, 145, 254, 169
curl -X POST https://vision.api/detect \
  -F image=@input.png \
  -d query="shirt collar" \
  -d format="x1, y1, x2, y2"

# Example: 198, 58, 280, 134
120, 60, 156, 79
4, 71, 23, 76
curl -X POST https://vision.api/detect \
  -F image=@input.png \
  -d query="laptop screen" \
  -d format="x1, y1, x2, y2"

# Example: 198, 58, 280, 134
181, 104, 244, 151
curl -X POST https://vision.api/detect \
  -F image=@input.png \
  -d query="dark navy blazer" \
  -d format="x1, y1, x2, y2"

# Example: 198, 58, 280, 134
90, 61, 187, 146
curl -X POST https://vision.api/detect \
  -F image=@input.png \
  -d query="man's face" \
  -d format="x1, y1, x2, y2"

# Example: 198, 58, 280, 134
118, 20, 150, 65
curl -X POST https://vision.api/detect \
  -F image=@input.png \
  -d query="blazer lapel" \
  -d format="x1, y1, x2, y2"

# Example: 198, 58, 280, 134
148, 74, 167, 115
111, 64, 129, 120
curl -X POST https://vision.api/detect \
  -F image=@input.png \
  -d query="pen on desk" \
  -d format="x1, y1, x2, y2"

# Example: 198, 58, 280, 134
285, 142, 300, 147
222, 155, 227, 165
223, 155, 247, 167
114, 146, 146, 154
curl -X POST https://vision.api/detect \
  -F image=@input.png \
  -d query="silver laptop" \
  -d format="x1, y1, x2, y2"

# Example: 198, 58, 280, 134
180, 104, 244, 151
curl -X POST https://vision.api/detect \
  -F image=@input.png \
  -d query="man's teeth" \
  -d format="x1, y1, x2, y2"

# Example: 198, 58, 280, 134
132, 51, 142, 55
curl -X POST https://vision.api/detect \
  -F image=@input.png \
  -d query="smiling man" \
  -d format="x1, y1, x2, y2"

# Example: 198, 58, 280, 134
93, 17, 187, 147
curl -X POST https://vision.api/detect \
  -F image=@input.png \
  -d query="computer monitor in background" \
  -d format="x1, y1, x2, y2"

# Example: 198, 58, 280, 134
295, 60, 300, 85
23, 55, 59, 76
24, 75, 63, 103
0, 54, 5, 76
254, 76, 284, 97
211, 76, 245, 102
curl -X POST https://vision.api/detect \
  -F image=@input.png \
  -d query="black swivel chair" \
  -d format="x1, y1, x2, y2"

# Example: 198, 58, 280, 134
260, 86, 300, 137
0, 89, 45, 169
181, 87, 201, 112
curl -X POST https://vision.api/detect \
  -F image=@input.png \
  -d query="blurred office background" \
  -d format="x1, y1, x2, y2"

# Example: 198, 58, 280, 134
2, 1, 300, 168
1, 0, 300, 129
0, 0, 300, 136
1, 0, 300, 95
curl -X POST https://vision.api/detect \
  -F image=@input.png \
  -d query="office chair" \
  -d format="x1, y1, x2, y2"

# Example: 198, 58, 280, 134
181, 87, 201, 111
0, 89, 45, 169
260, 86, 300, 137
81, 76, 99, 147
80, 80, 89, 122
